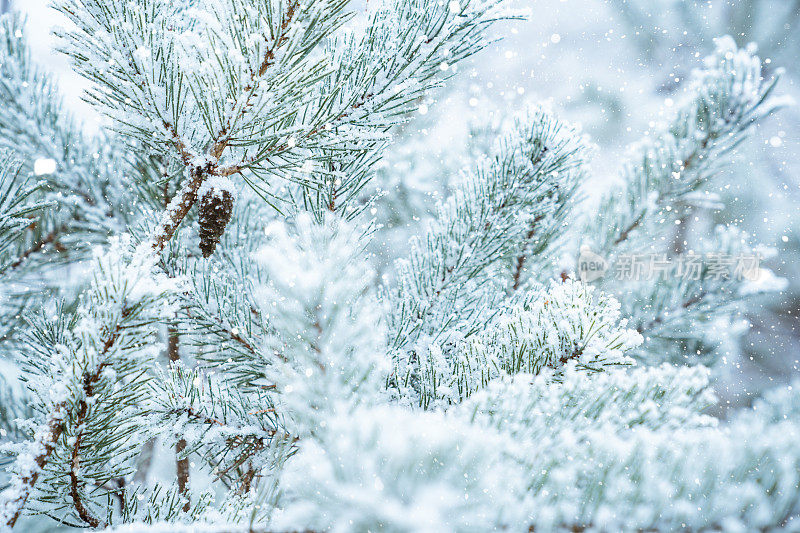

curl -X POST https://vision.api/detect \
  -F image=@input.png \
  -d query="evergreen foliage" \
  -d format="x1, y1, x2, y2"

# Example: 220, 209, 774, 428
0, 2, 797, 532
586, 35, 790, 365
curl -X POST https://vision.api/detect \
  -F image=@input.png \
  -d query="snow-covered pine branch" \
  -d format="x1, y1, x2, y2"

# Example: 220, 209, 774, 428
616, 225, 785, 365
0, 239, 179, 529
0, 14, 145, 371
589, 36, 787, 255
585, 36, 789, 365
387, 107, 589, 352
397, 280, 642, 408
0, 14, 133, 261
0, 155, 48, 274
386, 107, 590, 405
457, 368, 800, 530
253, 214, 388, 437
1, 0, 799, 531
57, 0, 514, 254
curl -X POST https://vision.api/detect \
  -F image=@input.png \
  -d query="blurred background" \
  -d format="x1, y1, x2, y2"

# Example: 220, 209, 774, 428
8, 0, 800, 410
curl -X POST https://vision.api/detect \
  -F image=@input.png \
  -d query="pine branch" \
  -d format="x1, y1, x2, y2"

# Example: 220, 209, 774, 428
146, 3, 318, 254
1, 235, 177, 527
5, 225, 67, 272
510, 214, 544, 291
592, 37, 786, 255
3, 335, 120, 528
151, 164, 210, 253
610, 121, 715, 248
388, 107, 588, 351
583, 37, 788, 365
215, 0, 301, 157
0, 14, 134, 267
69, 383, 104, 528
168, 329, 190, 513
59, 0, 515, 250
1, 402, 65, 529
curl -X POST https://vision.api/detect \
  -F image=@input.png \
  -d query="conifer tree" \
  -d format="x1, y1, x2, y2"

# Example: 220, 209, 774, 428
0, 2, 798, 532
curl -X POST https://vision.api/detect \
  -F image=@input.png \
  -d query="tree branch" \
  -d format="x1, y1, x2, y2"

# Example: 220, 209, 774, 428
3, 402, 66, 529
6, 225, 67, 272
150, 3, 300, 254
611, 127, 718, 248
510, 215, 544, 291
168, 328, 191, 512
3, 312, 125, 529
69, 391, 103, 528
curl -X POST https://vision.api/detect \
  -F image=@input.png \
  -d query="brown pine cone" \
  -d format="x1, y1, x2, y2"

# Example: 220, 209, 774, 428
198, 186, 234, 258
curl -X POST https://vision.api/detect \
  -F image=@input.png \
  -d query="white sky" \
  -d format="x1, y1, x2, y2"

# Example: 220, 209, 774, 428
17, 0, 103, 131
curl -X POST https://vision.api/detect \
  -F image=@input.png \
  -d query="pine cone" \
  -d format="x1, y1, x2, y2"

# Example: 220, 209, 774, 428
198, 186, 234, 258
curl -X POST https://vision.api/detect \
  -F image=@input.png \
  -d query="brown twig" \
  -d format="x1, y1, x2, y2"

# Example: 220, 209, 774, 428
213, 1, 300, 159
257, 1, 299, 77
65, 307, 138, 527
6, 226, 67, 271
168, 329, 191, 512
179, 405, 282, 441
238, 465, 258, 495
69, 372, 104, 528
613, 211, 646, 246
151, 163, 211, 253
3, 403, 67, 529
175, 404, 295, 490
510, 215, 544, 291
4, 311, 126, 529
636, 291, 706, 334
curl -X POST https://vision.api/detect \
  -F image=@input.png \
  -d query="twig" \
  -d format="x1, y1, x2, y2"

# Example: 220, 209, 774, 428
613, 211, 646, 246
3, 403, 66, 529
150, 3, 301, 254
636, 291, 707, 334
6, 225, 67, 271
69, 374, 104, 528
3, 312, 126, 529
168, 329, 191, 512
510, 215, 544, 291
151, 163, 210, 253
612, 128, 716, 247
181, 290, 284, 361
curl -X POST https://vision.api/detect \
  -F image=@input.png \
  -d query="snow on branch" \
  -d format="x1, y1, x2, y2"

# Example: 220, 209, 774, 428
398, 279, 642, 408
386, 106, 590, 384
0, 238, 180, 528
590, 36, 788, 255
585, 37, 788, 365
253, 214, 389, 437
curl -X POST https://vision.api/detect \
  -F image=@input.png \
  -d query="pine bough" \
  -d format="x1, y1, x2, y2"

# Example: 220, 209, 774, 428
0, 1, 796, 531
